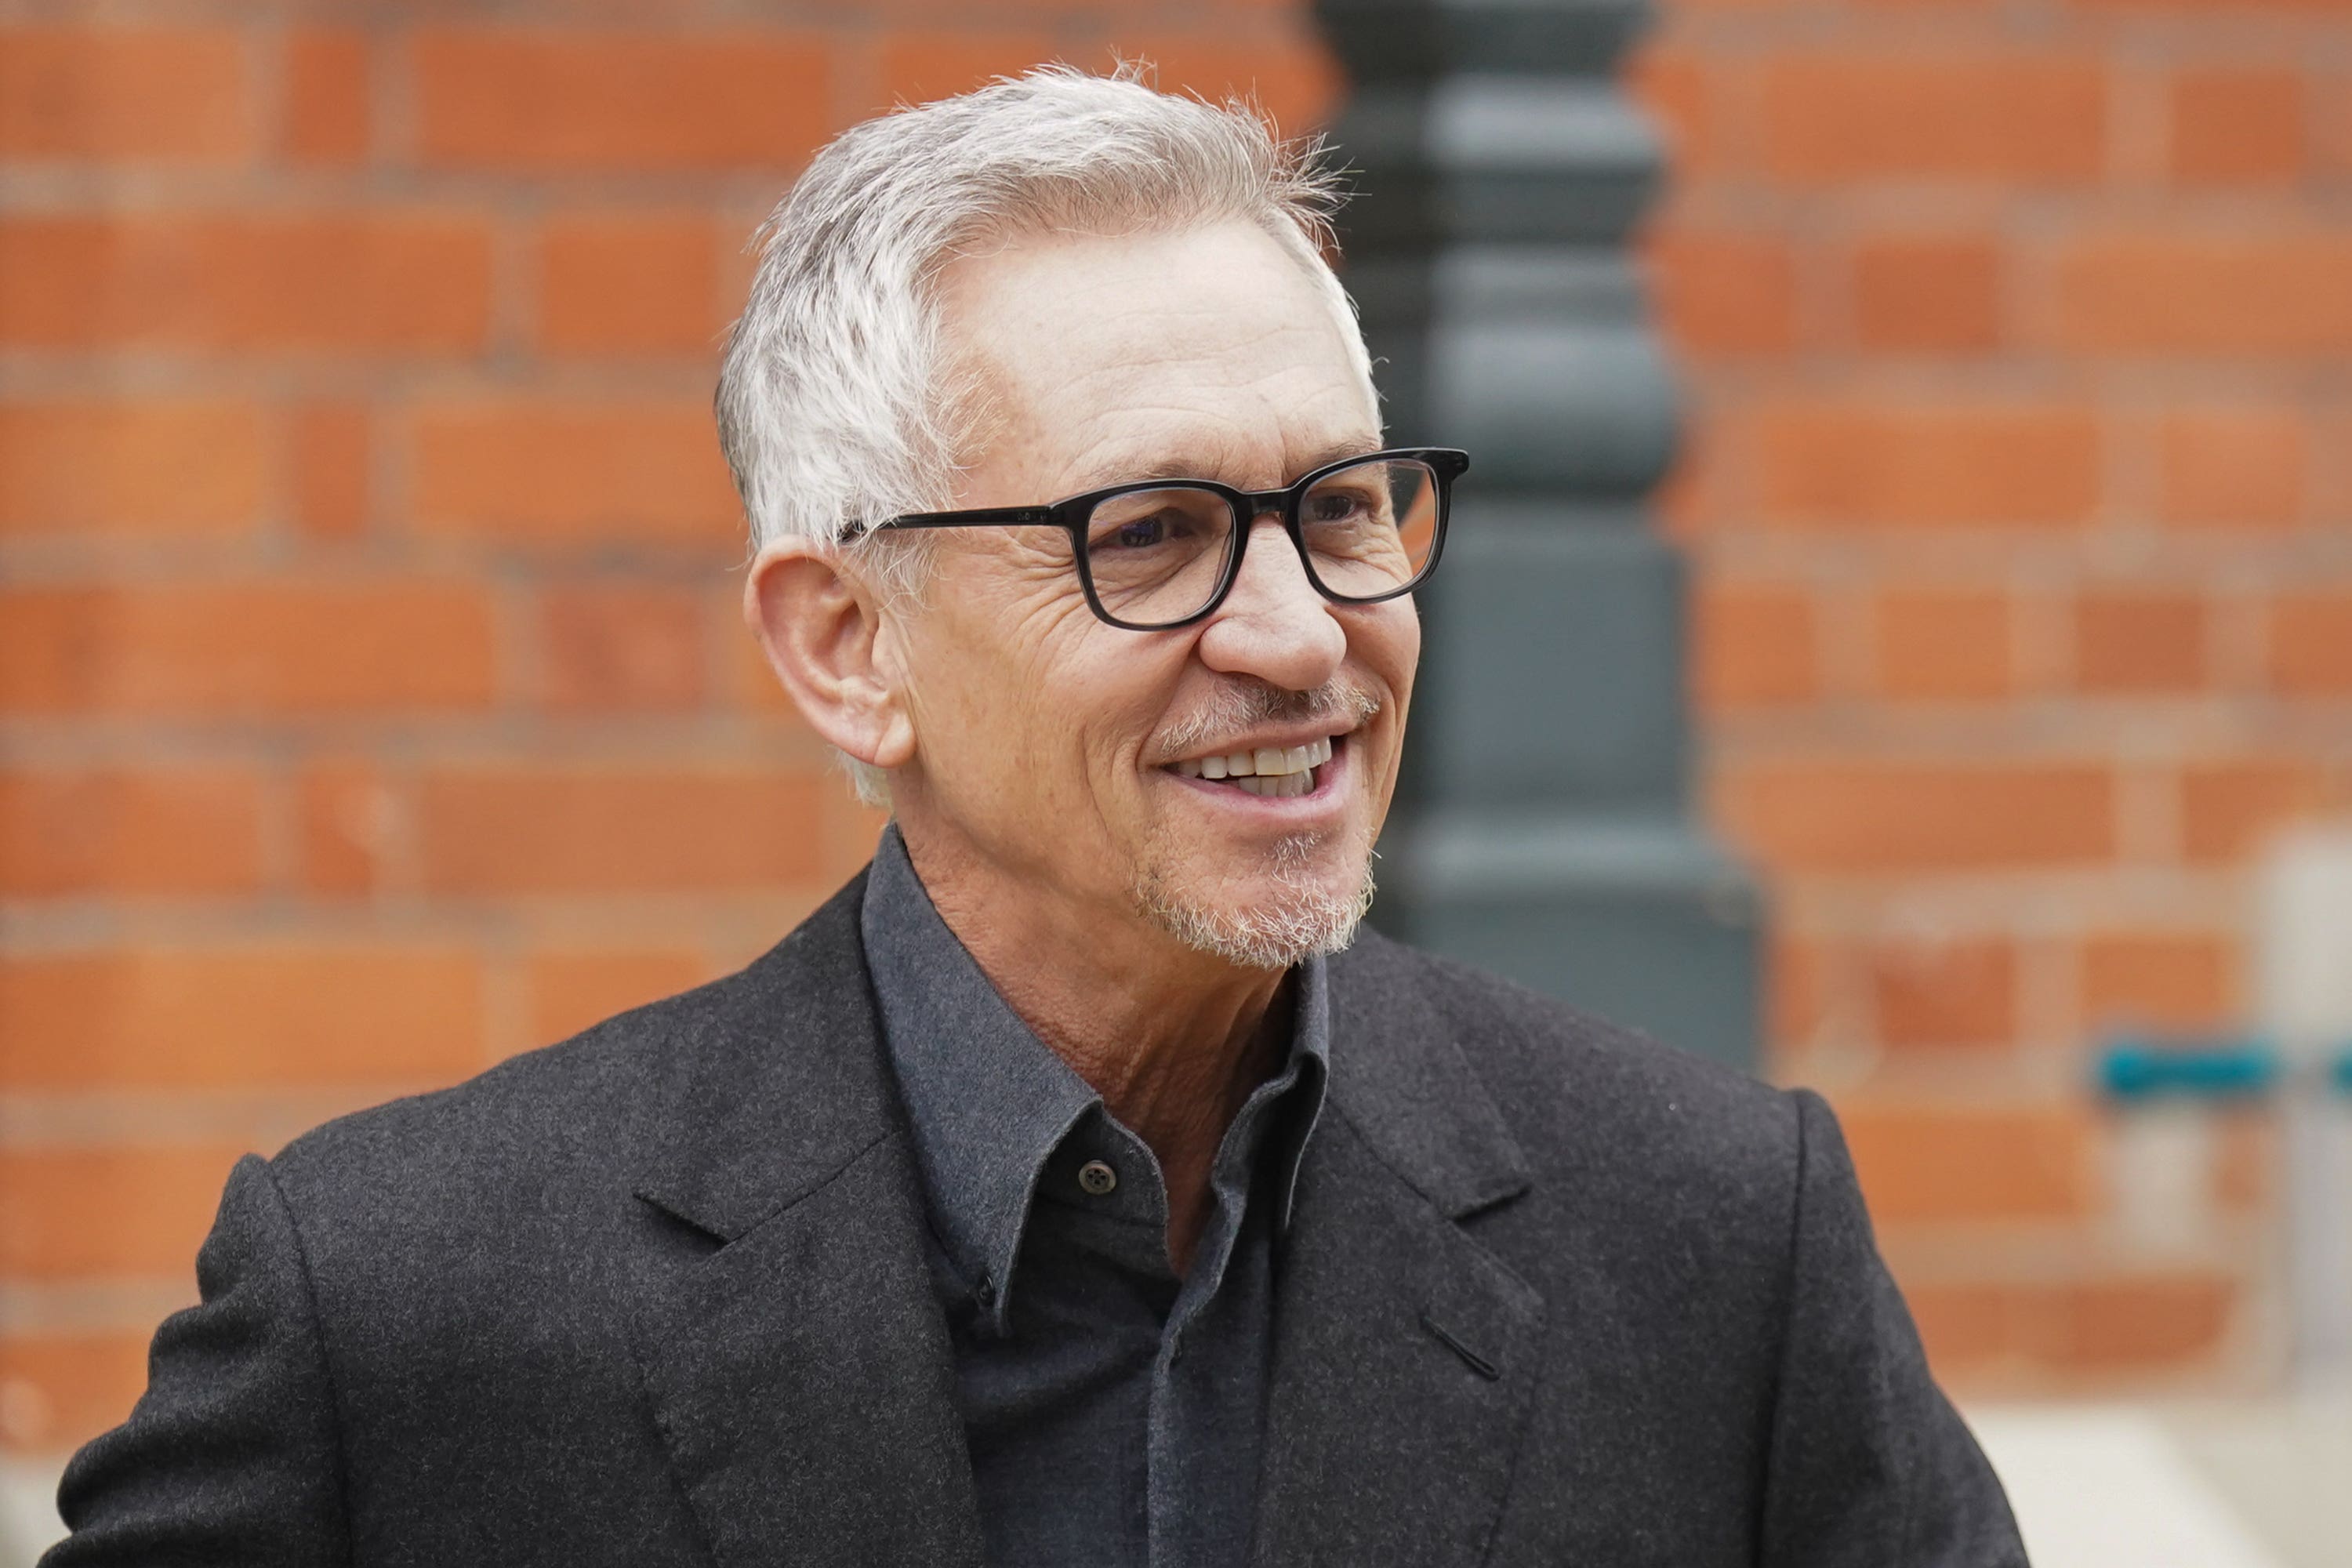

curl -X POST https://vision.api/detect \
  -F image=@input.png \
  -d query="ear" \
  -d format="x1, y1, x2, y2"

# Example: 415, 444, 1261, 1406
743, 539, 916, 774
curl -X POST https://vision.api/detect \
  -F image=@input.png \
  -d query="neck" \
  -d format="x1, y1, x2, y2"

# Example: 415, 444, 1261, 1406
898, 822, 1290, 1273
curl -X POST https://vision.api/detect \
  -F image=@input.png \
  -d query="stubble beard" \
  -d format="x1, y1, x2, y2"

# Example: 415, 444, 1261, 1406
1133, 675, 1387, 970
1130, 822, 1377, 971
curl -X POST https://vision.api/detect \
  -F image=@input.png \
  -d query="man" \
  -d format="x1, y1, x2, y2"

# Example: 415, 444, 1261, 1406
44, 67, 2025, 1566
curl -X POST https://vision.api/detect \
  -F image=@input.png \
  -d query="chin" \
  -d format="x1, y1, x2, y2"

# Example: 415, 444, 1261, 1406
1129, 832, 1376, 971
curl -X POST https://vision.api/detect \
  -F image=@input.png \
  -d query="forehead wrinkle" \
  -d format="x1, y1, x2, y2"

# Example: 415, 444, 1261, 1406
1047, 361, 1376, 493
1059, 412, 1382, 497
943, 227, 1379, 503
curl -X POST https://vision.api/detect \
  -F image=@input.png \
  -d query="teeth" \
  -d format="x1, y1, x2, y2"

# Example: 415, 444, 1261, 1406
1173, 734, 1341, 783
1229, 768, 1316, 798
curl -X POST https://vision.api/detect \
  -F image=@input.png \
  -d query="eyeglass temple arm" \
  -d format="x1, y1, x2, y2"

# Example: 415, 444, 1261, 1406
847, 506, 1057, 538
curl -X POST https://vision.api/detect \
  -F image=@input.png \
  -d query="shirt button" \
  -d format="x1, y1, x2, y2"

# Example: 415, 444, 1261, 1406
1077, 1160, 1119, 1196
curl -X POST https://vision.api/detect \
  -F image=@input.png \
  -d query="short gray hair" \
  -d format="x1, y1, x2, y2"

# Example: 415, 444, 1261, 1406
716, 63, 1375, 803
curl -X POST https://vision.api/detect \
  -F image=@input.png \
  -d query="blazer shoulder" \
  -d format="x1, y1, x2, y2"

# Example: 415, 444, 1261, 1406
1344, 930, 1800, 1190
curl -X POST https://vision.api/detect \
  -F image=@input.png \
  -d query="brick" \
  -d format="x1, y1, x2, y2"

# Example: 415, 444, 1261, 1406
2213, 1111, 2274, 1210
0, 402, 265, 536
0, 769, 263, 898
538, 214, 721, 358
1643, 230, 1798, 357
0, 27, 251, 161
1839, 1102, 2094, 1222
0, 212, 494, 354
1869, 936, 2016, 1048
1690, 581, 1817, 710
2180, 759, 2325, 862
877, 28, 1059, 110
1870, 588, 2014, 702
2169, 67, 2304, 185
1715, 760, 2115, 871
413, 27, 832, 171
2158, 407, 2306, 528
1751, 399, 2101, 527
1769, 933, 1834, 1054
2055, 230, 2352, 354
2074, 0, 2347, 16
1628, 47, 1737, 179
1911, 1272, 2241, 1378
2078, 931, 2238, 1031
2072, 590, 2207, 693
528, 948, 710, 1046
299, 758, 394, 897
2321, 67, 2352, 181
412, 398, 741, 548
2267, 591, 2352, 694
0, 1145, 247, 1278
282, 28, 370, 164
2038, 1273, 2233, 1373
0, 581, 499, 717
1760, 52, 2107, 183
1904, 1283, 2020, 1380
0, 945, 485, 1089
292, 403, 371, 539
539, 584, 708, 712
1850, 235, 2000, 353
0, 1333, 149, 1453
418, 766, 828, 895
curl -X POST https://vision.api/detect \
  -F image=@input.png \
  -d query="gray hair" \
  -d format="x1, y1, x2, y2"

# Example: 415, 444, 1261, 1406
715, 64, 1377, 804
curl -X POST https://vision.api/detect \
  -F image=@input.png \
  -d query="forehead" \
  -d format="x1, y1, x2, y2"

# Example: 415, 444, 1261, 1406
933, 220, 1381, 495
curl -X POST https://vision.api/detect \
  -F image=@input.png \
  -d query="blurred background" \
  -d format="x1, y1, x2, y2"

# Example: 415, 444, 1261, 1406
0, 0, 2347, 1562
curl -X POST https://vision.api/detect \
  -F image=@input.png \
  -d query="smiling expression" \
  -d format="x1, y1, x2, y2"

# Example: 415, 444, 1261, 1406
874, 219, 1421, 968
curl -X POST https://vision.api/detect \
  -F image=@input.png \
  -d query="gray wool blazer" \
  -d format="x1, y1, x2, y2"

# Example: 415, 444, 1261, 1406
43, 871, 2027, 1567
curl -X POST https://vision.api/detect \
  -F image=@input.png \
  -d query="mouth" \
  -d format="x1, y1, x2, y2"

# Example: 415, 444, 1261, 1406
1163, 734, 1340, 800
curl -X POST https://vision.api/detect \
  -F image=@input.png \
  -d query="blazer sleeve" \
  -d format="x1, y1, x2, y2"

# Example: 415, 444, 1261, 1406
41, 1153, 350, 1568
1758, 1089, 2029, 1568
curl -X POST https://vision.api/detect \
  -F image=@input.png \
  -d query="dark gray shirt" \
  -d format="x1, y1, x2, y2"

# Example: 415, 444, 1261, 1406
859, 826, 1330, 1568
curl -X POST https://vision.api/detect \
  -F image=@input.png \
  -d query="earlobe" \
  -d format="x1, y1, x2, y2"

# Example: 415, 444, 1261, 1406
743, 543, 912, 771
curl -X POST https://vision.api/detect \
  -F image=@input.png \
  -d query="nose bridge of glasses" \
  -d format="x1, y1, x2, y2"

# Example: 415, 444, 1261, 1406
1238, 485, 1293, 524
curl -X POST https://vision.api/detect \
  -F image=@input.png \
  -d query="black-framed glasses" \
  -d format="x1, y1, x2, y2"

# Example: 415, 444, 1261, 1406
855, 447, 1468, 631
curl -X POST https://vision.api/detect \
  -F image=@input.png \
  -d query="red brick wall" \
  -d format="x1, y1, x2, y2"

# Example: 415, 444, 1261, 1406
1640, 0, 2352, 1390
1, 0, 2342, 1457
0, 6, 1333, 1457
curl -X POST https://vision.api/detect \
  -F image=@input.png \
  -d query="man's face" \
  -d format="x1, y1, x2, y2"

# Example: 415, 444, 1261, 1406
880, 220, 1418, 967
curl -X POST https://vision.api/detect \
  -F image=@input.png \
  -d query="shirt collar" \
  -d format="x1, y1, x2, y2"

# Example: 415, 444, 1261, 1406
858, 824, 1330, 1333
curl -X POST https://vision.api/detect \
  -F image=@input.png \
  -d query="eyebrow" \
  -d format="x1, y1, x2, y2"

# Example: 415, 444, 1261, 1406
1068, 435, 1386, 495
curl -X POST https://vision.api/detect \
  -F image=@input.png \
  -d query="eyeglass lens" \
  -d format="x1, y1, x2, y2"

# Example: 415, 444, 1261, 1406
1080, 456, 1443, 628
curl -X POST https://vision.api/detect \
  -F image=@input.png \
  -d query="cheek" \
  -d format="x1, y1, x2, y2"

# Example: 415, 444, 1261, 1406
910, 570, 1174, 818
1354, 602, 1421, 714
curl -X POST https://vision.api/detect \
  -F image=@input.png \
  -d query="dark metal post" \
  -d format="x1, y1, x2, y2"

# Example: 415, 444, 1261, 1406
1319, 0, 1762, 1069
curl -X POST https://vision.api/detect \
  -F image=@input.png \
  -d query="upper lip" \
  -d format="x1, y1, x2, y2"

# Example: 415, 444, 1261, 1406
1162, 726, 1351, 767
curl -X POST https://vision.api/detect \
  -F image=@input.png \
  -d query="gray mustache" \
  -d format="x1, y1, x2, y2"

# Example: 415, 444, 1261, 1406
1156, 681, 1381, 761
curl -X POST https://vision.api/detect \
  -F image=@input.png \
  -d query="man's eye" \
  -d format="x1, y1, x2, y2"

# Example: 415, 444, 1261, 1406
1099, 514, 1186, 550
1309, 491, 1376, 524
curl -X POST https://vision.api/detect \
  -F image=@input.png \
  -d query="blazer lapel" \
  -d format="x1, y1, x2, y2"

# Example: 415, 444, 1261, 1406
628, 877, 985, 1568
1253, 933, 1547, 1567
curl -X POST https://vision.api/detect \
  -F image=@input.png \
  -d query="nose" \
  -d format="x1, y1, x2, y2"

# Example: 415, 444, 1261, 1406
1192, 514, 1347, 691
